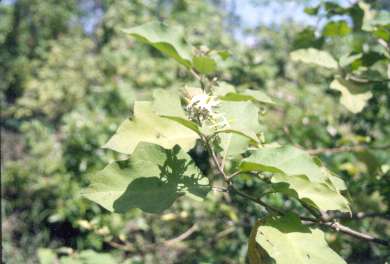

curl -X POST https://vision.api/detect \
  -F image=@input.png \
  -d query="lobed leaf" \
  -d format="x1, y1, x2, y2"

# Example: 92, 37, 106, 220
213, 82, 236, 96
104, 101, 198, 154
123, 21, 192, 68
240, 145, 328, 182
240, 146, 350, 212
330, 78, 372, 113
152, 89, 186, 118
152, 89, 201, 134
290, 48, 338, 69
82, 143, 210, 214
252, 213, 346, 264
217, 101, 261, 158
272, 174, 350, 212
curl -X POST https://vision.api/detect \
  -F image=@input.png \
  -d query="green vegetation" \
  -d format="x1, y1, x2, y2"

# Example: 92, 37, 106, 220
2, 1, 389, 263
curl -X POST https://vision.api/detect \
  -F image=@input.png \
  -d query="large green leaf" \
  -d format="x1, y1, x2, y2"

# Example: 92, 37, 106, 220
213, 82, 236, 96
123, 21, 192, 67
253, 213, 346, 264
82, 143, 210, 214
217, 101, 261, 141
272, 174, 350, 212
290, 48, 338, 69
330, 78, 372, 113
152, 89, 201, 134
152, 89, 186, 118
240, 146, 349, 211
217, 101, 261, 159
104, 101, 198, 154
240, 146, 328, 183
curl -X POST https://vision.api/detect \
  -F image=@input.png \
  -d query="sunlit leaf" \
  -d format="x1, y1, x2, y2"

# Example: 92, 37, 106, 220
152, 89, 186, 118
290, 48, 338, 69
82, 143, 210, 213
272, 174, 350, 212
213, 82, 236, 96
240, 146, 329, 183
323, 21, 351, 37
253, 213, 346, 264
104, 101, 198, 154
193, 55, 217, 74
330, 78, 372, 113
123, 21, 192, 67
217, 101, 261, 158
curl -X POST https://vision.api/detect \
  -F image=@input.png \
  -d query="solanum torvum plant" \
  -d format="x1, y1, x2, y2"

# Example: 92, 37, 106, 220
82, 21, 389, 263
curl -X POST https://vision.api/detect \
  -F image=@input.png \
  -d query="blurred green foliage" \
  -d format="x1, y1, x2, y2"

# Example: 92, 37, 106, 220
1, 0, 389, 263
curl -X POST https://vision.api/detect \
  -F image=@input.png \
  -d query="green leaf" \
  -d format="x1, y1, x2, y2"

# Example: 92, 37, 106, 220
272, 174, 350, 212
330, 78, 372, 113
293, 28, 323, 49
217, 50, 230, 60
152, 89, 201, 134
323, 21, 351, 37
213, 82, 236, 96
104, 101, 198, 154
361, 1, 390, 32
123, 21, 192, 67
152, 89, 186, 118
240, 146, 329, 183
240, 146, 350, 211
328, 175, 347, 192
217, 101, 261, 158
76, 250, 117, 264
220, 89, 275, 105
339, 53, 362, 68
304, 6, 320, 16
161, 116, 201, 134
38, 248, 57, 264
82, 143, 210, 214
253, 213, 346, 264
153, 89, 200, 134
193, 55, 217, 75
217, 101, 261, 141
247, 220, 267, 264
290, 48, 338, 69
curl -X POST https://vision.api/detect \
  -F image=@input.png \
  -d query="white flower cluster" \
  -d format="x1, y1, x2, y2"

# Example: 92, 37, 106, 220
186, 91, 228, 129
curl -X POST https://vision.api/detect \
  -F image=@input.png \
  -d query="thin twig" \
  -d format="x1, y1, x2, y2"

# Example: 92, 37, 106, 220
190, 68, 201, 82
227, 170, 241, 180
324, 222, 390, 247
228, 184, 285, 216
164, 224, 199, 246
327, 211, 390, 221
301, 207, 390, 247
202, 134, 226, 180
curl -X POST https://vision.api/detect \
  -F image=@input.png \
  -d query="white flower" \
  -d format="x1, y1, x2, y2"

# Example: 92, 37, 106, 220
187, 92, 220, 119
